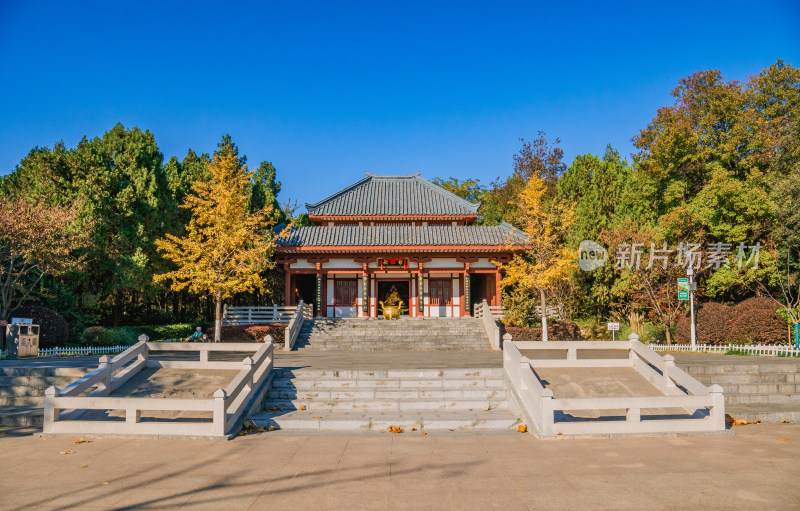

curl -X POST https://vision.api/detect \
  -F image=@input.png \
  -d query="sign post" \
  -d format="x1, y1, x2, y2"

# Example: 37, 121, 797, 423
682, 269, 698, 351
607, 322, 620, 342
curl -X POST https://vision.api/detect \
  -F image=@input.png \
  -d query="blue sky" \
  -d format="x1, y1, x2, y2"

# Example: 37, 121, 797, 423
1, 1, 798, 206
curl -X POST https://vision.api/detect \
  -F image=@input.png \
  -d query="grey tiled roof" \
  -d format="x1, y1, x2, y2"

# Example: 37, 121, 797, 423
276, 223, 529, 248
306, 173, 480, 217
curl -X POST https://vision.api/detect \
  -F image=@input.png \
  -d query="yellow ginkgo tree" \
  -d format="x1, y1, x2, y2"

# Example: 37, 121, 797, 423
154, 151, 277, 342
501, 171, 576, 341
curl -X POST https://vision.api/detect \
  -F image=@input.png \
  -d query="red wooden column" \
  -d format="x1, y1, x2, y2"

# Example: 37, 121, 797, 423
411, 257, 430, 317
305, 256, 329, 317
492, 256, 510, 307
457, 256, 478, 316
354, 256, 375, 318
283, 264, 292, 306
277, 258, 297, 306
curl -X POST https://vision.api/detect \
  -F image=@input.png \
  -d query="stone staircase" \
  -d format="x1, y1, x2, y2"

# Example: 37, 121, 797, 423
293, 318, 492, 351
0, 367, 89, 427
250, 367, 521, 432
679, 359, 800, 422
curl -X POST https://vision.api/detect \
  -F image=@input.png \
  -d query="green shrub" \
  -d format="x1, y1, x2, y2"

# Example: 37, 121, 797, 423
80, 326, 119, 347
139, 323, 196, 341
107, 327, 143, 346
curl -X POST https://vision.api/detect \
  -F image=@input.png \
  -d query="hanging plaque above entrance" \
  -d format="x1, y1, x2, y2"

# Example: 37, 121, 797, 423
378, 258, 408, 270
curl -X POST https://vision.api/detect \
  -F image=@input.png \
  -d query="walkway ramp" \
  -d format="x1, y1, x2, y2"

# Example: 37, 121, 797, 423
41, 341, 276, 439
504, 337, 727, 438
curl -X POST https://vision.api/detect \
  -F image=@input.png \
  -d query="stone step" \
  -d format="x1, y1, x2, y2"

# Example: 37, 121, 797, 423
0, 368, 89, 378
726, 403, 800, 423
0, 406, 43, 428
714, 384, 800, 395
0, 376, 83, 388
688, 373, 800, 384
263, 398, 509, 412
0, 396, 44, 407
250, 409, 522, 432
683, 365, 799, 376
267, 388, 507, 400
0, 385, 52, 397
271, 377, 505, 390
273, 368, 502, 379
725, 393, 800, 405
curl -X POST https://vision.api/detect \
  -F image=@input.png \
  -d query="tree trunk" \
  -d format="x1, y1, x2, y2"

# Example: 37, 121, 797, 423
664, 321, 673, 345
214, 290, 223, 343
540, 288, 548, 342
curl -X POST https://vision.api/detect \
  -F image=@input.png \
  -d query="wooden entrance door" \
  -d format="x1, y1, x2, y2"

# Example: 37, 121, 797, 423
333, 279, 358, 317
428, 279, 452, 317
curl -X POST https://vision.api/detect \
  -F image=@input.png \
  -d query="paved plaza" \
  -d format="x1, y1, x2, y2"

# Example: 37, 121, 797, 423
1, 423, 798, 510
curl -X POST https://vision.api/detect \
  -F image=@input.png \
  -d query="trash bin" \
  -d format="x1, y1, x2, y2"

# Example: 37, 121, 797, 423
4, 323, 40, 359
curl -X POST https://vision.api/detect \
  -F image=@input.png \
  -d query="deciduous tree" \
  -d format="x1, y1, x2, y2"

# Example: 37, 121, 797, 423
0, 198, 90, 320
500, 171, 576, 341
154, 145, 278, 342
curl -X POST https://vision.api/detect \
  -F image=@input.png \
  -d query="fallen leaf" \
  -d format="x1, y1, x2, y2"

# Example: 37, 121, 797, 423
298, 405, 307, 411
60, 450, 76, 455
781, 420, 790, 423
517, 425, 528, 433
72, 439, 90, 444
420, 431, 427, 435
78, 465, 88, 468
778, 438, 789, 441
734, 419, 748, 426
387, 425, 404, 434
410, 427, 416, 431
482, 406, 490, 411
312, 416, 321, 419
102, 482, 109, 485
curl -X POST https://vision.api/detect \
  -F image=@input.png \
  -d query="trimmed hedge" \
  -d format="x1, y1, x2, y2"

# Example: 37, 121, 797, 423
504, 321, 584, 342
80, 326, 118, 347
10, 305, 69, 348
675, 297, 787, 345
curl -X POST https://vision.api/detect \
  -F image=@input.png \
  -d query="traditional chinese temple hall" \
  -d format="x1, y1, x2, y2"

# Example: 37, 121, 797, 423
276, 172, 527, 319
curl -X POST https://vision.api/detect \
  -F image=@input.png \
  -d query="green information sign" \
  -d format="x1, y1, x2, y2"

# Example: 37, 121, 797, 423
678, 278, 689, 301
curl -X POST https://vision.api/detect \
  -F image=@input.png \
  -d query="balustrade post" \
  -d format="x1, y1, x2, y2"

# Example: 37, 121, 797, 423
98, 355, 111, 394
626, 407, 641, 422
567, 348, 577, 360
541, 388, 554, 437
662, 354, 678, 393
126, 407, 141, 424
137, 335, 150, 364
502, 332, 512, 350
709, 384, 725, 430
242, 356, 254, 391
43, 386, 59, 433
213, 388, 227, 437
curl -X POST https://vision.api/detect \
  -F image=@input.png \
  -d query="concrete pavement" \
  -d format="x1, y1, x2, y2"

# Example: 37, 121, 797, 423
1, 423, 799, 510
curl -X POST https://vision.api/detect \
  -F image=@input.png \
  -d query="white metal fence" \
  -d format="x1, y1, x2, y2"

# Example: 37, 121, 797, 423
1, 345, 128, 359
648, 343, 800, 357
